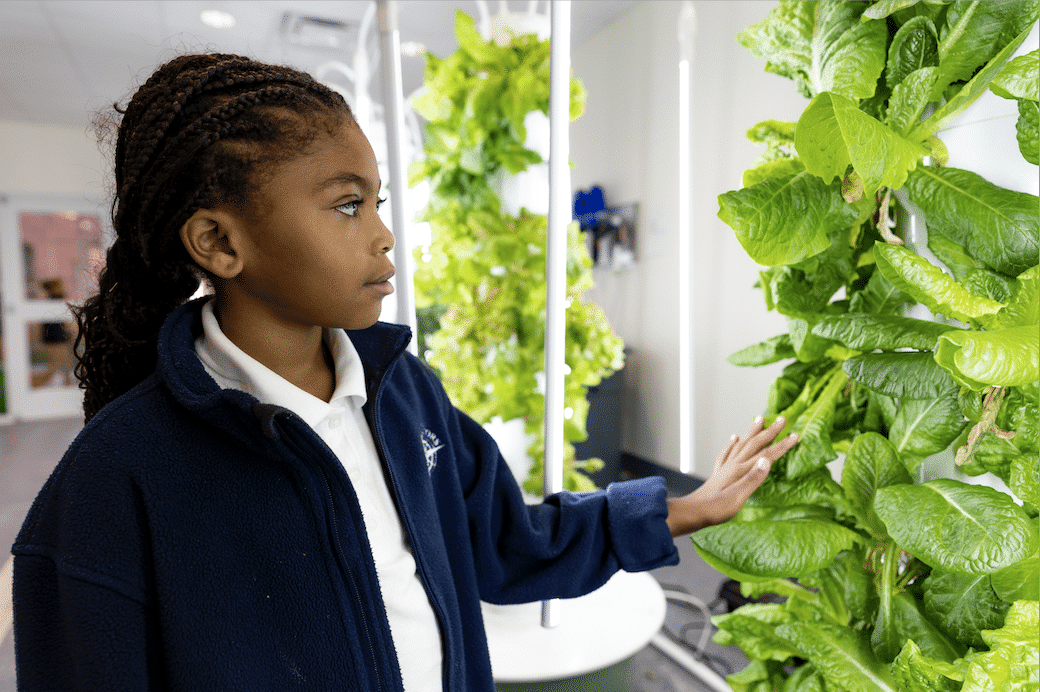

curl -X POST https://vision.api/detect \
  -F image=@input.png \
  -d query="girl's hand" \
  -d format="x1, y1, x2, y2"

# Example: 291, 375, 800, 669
665, 416, 798, 536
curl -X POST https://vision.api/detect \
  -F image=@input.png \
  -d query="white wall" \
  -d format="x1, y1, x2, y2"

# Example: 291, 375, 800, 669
0, 120, 108, 201
571, 1, 808, 476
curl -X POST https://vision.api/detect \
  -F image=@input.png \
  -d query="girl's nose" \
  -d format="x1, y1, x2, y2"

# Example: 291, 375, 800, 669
377, 215, 395, 254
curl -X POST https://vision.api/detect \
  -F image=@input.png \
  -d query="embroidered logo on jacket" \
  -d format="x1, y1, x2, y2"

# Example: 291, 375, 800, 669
421, 428, 444, 474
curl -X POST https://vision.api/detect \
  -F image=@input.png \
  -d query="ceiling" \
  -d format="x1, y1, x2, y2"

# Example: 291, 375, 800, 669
0, 0, 640, 130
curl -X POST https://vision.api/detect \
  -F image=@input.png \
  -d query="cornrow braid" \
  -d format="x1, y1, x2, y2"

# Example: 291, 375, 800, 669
74, 53, 353, 422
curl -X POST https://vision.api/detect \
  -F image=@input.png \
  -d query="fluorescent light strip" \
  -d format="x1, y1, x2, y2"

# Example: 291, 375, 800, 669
678, 57, 692, 475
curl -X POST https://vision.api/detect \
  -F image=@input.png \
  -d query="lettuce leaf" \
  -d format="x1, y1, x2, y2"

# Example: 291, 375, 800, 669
844, 352, 959, 398
990, 548, 1040, 603
888, 590, 967, 662
745, 120, 799, 167
933, 0, 1040, 99
912, 21, 1037, 141
891, 640, 963, 692
785, 368, 848, 479
809, 1, 889, 100
960, 601, 1040, 692
923, 569, 1012, 649
874, 479, 1039, 574
712, 603, 802, 662
849, 267, 914, 315
813, 313, 959, 351
989, 49, 1040, 102
718, 170, 859, 266
887, 67, 940, 134
989, 265, 1039, 330
886, 15, 939, 89
775, 622, 898, 692
928, 233, 987, 283
738, 1, 887, 100
888, 394, 966, 471
743, 157, 805, 188
796, 91, 929, 195
691, 505, 861, 580
874, 242, 1005, 326
864, 1, 942, 22
841, 432, 912, 539
905, 167, 1039, 277
934, 325, 1040, 390
1017, 98, 1039, 165
753, 466, 850, 516
726, 659, 787, 692
728, 333, 796, 367
1009, 455, 1039, 513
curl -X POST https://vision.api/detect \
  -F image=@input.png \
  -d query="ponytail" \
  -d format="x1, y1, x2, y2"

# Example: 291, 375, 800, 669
75, 53, 351, 422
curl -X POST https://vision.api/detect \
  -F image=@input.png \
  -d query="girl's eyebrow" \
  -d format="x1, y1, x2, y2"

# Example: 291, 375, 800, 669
313, 172, 380, 196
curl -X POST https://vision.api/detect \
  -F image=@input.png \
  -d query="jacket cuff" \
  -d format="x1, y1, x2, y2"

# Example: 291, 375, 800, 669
605, 477, 680, 572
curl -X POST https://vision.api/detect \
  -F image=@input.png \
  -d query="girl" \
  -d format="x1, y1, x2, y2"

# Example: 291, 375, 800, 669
12, 54, 796, 691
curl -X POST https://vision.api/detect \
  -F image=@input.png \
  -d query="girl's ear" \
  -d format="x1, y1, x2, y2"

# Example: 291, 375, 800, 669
180, 209, 244, 280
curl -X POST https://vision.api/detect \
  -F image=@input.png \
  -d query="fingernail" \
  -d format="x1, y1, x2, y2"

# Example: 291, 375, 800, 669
730, 433, 738, 442
756, 457, 770, 471
775, 415, 786, 425
789, 433, 799, 441
754, 415, 763, 425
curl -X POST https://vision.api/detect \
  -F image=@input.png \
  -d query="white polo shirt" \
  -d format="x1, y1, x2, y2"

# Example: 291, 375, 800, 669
194, 300, 443, 691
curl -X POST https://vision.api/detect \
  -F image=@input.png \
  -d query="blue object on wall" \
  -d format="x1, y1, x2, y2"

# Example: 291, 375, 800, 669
573, 185, 605, 230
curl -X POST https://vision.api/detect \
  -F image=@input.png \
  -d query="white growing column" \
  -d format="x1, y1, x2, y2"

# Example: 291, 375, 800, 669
376, 0, 418, 353
542, 0, 570, 630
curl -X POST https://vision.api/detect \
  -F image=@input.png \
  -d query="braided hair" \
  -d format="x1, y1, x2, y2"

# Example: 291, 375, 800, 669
74, 53, 353, 422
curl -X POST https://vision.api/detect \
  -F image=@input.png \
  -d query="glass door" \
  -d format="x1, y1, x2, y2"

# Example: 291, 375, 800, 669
0, 193, 109, 422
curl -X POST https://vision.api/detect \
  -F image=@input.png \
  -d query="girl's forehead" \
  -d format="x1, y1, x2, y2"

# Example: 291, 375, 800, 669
280, 122, 379, 188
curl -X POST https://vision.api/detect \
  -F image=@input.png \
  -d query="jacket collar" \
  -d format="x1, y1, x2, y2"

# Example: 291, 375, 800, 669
156, 298, 413, 442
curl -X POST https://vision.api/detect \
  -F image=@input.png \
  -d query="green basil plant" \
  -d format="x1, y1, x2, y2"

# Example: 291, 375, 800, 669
703, 2, 1040, 690
410, 12, 624, 494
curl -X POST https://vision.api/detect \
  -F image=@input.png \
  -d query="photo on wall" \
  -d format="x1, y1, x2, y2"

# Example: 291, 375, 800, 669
589, 202, 637, 271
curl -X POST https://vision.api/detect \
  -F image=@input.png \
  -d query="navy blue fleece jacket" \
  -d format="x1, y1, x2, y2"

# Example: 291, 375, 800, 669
12, 298, 679, 691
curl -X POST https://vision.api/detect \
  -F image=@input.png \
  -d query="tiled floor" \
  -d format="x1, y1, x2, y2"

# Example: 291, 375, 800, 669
0, 417, 745, 692
1, 416, 84, 692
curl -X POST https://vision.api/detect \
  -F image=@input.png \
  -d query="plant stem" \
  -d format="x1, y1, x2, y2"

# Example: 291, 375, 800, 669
878, 540, 899, 609
876, 187, 902, 245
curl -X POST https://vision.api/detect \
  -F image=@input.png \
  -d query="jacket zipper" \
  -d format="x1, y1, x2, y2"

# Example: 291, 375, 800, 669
368, 384, 452, 692
281, 423, 385, 692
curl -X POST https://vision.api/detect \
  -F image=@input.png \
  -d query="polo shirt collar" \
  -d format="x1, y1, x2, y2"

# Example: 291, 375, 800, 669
195, 299, 368, 429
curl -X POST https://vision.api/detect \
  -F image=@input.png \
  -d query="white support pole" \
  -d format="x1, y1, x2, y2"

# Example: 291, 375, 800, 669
678, 1, 696, 474
376, 0, 418, 353
541, 0, 570, 630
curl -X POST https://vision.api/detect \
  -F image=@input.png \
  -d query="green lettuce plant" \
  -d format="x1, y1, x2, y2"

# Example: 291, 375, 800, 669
698, 2, 1040, 690
409, 12, 624, 493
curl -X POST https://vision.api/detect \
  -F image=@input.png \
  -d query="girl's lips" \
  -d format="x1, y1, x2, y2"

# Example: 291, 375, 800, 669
366, 269, 395, 295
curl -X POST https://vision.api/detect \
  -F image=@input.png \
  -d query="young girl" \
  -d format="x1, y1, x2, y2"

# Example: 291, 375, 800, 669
12, 54, 797, 691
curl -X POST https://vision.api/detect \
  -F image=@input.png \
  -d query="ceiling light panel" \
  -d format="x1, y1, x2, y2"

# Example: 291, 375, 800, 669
280, 12, 359, 51
200, 9, 236, 29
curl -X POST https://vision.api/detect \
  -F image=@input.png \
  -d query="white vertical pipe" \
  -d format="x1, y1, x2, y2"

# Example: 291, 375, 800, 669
354, 3, 376, 133
376, 0, 418, 354
677, 1, 696, 474
541, 0, 570, 629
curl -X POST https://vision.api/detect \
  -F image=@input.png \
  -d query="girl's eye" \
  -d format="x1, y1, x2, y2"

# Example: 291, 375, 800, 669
335, 201, 360, 217
335, 197, 386, 217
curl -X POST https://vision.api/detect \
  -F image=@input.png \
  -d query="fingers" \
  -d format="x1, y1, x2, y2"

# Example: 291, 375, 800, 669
763, 432, 799, 461
715, 433, 740, 472
728, 415, 788, 463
